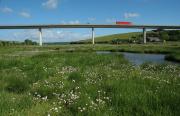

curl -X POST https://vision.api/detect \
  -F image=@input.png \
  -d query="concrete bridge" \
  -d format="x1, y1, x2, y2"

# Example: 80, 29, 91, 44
0, 24, 180, 46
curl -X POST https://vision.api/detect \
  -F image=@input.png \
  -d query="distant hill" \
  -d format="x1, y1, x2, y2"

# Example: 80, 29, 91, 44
77, 30, 180, 44
81, 32, 141, 43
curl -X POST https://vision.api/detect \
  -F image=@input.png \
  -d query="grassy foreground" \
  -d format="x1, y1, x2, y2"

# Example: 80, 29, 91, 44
0, 45, 180, 116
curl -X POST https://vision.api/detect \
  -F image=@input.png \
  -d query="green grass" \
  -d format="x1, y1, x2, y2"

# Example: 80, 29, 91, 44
82, 32, 141, 42
0, 42, 180, 61
0, 45, 180, 115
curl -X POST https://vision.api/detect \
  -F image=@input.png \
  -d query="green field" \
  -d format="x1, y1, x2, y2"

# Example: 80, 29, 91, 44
0, 44, 180, 116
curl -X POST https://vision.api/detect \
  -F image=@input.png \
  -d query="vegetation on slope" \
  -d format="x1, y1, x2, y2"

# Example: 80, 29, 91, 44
75, 32, 141, 44
73, 30, 180, 44
88, 32, 140, 42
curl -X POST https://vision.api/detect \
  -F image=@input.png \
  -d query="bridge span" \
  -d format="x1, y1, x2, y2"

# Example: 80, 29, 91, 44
0, 24, 180, 46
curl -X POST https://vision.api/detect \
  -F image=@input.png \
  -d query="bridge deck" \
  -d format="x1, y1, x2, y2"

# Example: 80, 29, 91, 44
0, 24, 180, 29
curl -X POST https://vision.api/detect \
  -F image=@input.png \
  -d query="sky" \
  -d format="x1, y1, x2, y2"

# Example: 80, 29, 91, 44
0, 0, 180, 42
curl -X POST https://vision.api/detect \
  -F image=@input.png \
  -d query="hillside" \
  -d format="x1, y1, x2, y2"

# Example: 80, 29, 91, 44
81, 32, 141, 43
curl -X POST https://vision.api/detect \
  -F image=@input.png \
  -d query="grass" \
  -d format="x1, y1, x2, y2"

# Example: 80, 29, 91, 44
81, 32, 141, 42
0, 45, 180, 116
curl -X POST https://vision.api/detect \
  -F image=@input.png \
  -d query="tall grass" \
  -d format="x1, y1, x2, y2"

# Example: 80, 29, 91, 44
0, 48, 180, 115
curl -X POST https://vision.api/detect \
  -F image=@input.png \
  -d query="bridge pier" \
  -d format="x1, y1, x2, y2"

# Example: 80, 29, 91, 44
143, 28, 147, 44
92, 28, 95, 45
39, 28, 43, 46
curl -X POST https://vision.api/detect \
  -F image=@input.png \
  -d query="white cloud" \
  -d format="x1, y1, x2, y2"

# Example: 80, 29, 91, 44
13, 29, 90, 42
42, 0, 59, 9
60, 20, 67, 24
124, 12, 140, 19
69, 20, 80, 24
60, 20, 80, 24
19, 11, 31, 18
106, 18, 116, 23
60, 20, 66, 24
88, 17, 96, 21
13, 30, 38, 41
1, 7, 13, 13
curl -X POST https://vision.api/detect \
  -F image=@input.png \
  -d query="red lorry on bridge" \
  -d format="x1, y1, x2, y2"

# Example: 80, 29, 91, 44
116, 21, 133, 25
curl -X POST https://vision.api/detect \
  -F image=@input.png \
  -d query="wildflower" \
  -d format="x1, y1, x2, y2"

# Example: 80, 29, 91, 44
42, 96, 48, 101
82, 107, 86, 111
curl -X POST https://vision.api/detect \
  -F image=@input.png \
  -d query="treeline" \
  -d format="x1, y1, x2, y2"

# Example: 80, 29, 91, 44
140, 30, 180, 41
150, 30, 180, 41
0, 39, 37, 46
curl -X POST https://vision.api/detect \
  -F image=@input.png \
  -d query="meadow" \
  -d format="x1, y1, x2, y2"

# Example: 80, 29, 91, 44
0, 44, 180, 116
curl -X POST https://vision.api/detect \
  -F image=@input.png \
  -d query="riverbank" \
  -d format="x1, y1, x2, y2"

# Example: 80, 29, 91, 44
165, 53, 180, 62
97, 51, 172, 65
0, 43, 180, 62
96, 43, 180, 62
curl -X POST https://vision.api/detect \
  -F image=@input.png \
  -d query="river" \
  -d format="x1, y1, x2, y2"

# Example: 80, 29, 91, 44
96, 51, 177, 65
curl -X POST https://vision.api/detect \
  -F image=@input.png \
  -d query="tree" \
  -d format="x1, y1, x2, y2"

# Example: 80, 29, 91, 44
160, 32, 169, 41
111, 39, 120, 44
0, 41, 2, 46
24, 39, 33, 45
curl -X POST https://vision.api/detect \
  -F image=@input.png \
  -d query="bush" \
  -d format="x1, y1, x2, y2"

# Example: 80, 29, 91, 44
23, 39, 37, 45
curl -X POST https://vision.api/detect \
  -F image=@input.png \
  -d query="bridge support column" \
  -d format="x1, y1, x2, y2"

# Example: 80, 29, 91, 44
39, 28, 43, 46
92, 28, 95, 45
143, 28, 147, 44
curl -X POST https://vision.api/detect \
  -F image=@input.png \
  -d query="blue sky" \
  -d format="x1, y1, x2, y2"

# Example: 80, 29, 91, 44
0, 0, 180, 42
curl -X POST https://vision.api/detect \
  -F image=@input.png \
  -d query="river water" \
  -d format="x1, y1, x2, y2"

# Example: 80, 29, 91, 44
96, 51, 176, 65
